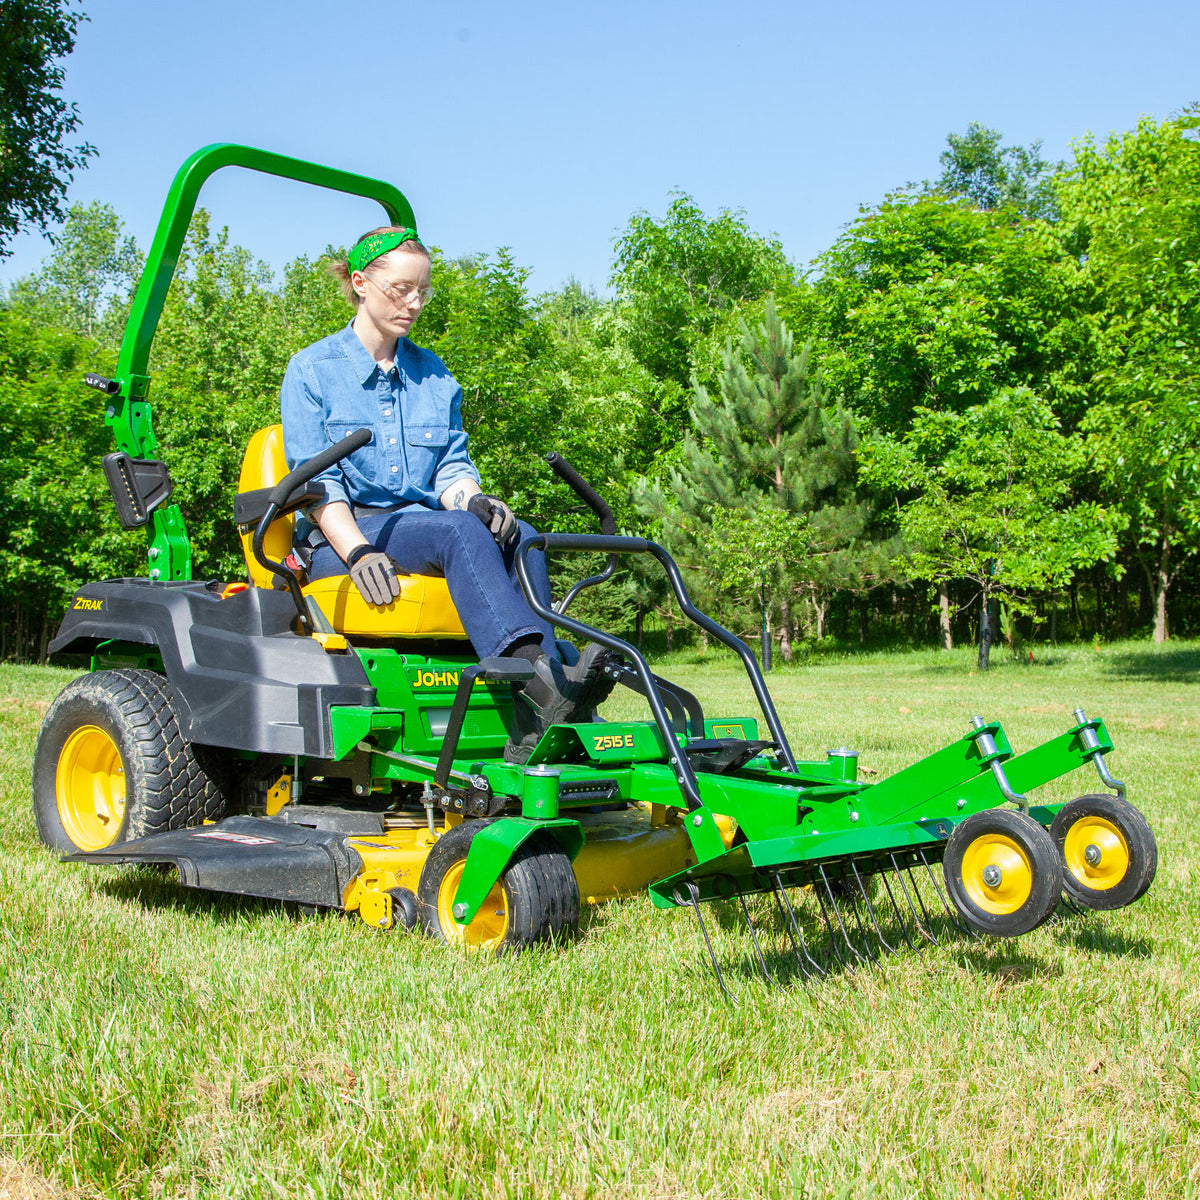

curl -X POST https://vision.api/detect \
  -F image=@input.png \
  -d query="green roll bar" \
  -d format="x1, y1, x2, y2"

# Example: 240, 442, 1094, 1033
105, 143, 417, 581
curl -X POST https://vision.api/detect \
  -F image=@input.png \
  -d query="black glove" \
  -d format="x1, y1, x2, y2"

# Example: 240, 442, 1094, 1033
467, 493, 518, 546
346, 544, 400, 606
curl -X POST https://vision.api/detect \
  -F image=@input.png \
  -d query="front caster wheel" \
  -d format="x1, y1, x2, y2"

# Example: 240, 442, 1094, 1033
417, 819, 580, 952
943, 809, 1062, 937
1051, 794, 1157, 910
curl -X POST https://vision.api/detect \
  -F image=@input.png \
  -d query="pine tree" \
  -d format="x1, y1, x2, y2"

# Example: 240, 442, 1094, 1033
637, 298, 886, 654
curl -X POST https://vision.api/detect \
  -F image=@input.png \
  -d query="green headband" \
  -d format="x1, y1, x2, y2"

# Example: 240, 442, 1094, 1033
347, 228, 424, 275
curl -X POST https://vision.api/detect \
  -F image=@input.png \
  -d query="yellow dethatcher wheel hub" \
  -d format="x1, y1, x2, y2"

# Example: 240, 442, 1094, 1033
960, 832, 1033, 915
1062, 815, 1129, 891
56, 725, 126, 851
437, 860, 509, 949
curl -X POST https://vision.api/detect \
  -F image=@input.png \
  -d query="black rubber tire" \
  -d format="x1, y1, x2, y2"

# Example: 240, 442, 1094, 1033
32, 669, 230, 853
417, 818, 580, 951
1051, 794, 1157, 910
387, 886, 420, 930
942, 808, 1063, 937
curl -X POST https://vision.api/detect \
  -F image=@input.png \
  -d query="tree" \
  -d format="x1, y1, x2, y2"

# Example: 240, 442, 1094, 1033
1056, 110, 1200, 642
610, 193, 794, 453
4, 200, 142, 343
637, 299, 876, 656
934, 122, 1060, 221
860, 390, 1121, 669
812, 188, 1082, 433
0, 309, 139, 658
147, 212, 293, 579
0, 0, 94, 255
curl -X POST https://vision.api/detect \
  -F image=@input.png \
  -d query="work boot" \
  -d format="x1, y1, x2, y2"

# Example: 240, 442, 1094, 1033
504, 654, 580, 764
565, 642, 619, 721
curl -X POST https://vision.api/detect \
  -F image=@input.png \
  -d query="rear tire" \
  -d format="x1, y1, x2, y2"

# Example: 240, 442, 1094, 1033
417, 819, 580, 951
32, 669, 229, 853
1051, 794, 1157, 910
943, 808, 1062, 937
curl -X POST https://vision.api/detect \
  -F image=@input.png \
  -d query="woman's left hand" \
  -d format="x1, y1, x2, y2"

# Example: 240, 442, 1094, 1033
467, 493, 518, 546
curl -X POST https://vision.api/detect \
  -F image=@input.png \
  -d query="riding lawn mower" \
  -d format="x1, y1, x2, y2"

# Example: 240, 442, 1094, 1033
31, 145, 1157, 994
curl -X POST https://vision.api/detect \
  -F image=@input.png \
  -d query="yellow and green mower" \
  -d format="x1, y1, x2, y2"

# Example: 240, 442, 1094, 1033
32, 145, 1157, 992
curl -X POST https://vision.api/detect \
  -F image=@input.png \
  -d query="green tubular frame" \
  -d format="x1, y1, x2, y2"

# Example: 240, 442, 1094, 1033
107, 143, 417, 582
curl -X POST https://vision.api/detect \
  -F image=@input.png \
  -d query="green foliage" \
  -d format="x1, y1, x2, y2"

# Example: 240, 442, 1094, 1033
0, 311, 140, 644
638, 300, 881, 644
934, 121, 1060, 220
417, 248, 553, 501
610, 193, 794, 451
146, 213, 296, 579
1057, 111, 1200, 639
3, 199, 142, 344
0, 0, 94, 254
7, 113, 1200, 656
861, 388, 1121, 659
814, 189, 1081, 430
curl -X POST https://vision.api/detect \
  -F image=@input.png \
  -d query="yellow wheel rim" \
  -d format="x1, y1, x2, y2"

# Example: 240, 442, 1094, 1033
55, 725, 126, 851
961, 833, 1033, 915
1063, 815, 1129, 891
437, 861, 509, 950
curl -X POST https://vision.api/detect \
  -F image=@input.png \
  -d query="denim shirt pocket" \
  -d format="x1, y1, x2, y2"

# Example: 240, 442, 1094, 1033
404, 423, 450, 490
325, 418, 382, 495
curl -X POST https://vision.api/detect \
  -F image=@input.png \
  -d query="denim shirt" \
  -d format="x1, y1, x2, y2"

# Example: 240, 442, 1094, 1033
280, 323, 479, 534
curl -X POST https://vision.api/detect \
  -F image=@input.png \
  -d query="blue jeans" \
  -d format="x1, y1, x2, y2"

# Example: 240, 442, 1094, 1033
306, 507, 556, 659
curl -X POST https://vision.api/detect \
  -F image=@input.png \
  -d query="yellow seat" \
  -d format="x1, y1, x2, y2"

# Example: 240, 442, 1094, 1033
237, 425, 468, 639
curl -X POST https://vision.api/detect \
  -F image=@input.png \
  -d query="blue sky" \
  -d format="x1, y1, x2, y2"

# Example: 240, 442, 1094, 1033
2, 0, 1197, 296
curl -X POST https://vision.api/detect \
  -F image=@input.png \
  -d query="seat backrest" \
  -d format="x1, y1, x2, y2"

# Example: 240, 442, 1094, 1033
237, 424, 293, 588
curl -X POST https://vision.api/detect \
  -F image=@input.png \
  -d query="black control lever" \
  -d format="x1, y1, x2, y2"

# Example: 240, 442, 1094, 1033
545, 451, 618, 612
546, 451, 617, 535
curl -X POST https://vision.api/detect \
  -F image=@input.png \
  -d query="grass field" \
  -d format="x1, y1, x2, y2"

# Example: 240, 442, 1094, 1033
1, 642, 1197, 1199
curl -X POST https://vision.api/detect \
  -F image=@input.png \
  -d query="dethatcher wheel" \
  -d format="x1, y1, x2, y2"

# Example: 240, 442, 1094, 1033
32, 669, 230, 853
417, 819, 580, 952
1050, 794, 1157, 910
942, 808, 1062, 937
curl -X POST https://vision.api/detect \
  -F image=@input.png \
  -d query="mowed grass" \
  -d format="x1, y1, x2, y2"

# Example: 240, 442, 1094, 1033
1, 642, 1198, 1199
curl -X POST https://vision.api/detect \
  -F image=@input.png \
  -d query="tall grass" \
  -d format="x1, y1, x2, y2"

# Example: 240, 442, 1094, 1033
1, 643, 1197, 1199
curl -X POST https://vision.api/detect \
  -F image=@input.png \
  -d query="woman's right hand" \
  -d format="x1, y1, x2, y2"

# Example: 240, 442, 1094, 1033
346, 544, 401, 606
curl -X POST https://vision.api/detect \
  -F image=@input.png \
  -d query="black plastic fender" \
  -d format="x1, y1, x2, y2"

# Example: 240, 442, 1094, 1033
49, 579, 373, 758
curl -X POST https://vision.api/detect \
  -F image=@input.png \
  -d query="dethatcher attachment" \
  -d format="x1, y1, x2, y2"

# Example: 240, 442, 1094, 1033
508, 533, 1158, 999
657, 739, 1152, 1003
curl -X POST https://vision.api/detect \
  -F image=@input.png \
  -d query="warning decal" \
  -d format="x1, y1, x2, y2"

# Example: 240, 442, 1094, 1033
191, 830, 277, 846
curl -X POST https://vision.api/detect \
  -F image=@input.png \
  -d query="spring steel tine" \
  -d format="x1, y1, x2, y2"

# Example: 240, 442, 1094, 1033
766, 874, 811, 981
917, 849, 982, 942
733, 881, 778, 988
1061, 895, 1088, 918
783, 875, 827, 978
680, 883, 738, 1005
769, 870, 824, 980
898, 855, 942, 945
840, 868, 888, 960
879, 855, 921, 950
766, 884, 811, 981
817, 865, 869, 965
851, 861, 900, 956
811, 877, 849, 968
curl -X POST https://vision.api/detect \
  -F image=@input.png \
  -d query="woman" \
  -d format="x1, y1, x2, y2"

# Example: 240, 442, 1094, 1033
280, 225, 607, 762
